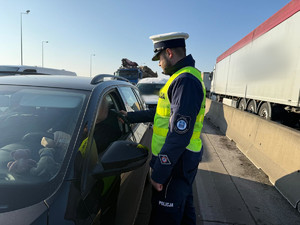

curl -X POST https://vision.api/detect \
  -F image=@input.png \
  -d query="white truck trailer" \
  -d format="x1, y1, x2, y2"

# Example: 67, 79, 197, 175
210, 0, 300, 125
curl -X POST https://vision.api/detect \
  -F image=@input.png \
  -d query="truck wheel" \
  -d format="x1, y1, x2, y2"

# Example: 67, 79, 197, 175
247, 100, 257, 114
258, 102, 272, 120
238, 99, 247, 111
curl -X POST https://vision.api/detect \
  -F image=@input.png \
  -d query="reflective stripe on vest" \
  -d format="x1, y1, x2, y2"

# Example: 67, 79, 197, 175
152, 66, 206, 156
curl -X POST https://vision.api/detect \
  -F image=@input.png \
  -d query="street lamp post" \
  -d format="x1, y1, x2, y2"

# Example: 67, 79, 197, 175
90, 54, 95, 77
42, 41, 48, 67
20, 10, 30, 65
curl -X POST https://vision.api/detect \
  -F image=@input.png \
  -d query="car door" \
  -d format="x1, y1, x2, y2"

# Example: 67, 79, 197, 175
64, 86, 126, 225
65, 84, 151, 225
115, 85, 152, 225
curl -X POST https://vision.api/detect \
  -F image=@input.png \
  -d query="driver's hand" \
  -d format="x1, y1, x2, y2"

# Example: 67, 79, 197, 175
41, 137, 55, 148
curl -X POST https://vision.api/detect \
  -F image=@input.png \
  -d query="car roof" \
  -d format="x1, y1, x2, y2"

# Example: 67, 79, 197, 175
0, 75, 132, 91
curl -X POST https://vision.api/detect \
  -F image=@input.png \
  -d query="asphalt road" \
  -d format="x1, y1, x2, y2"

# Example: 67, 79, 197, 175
194, 119, 300, 225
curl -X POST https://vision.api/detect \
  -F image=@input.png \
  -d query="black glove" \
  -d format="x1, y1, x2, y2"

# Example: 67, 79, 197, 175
109, 109, 130, 124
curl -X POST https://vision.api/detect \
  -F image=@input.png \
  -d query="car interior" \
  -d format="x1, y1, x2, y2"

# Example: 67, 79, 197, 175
0, 87, 85, 182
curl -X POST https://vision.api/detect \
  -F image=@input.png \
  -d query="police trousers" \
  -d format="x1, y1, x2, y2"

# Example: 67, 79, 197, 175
149, 148, 203, 225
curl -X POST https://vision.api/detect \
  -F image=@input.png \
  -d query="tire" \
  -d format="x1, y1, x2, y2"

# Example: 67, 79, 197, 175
258, 102, 272, 120
238, 99, 247, 111
247, 100, 257, 114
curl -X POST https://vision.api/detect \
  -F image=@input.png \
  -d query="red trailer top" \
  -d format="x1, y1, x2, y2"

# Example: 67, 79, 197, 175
217, 0, 300, 63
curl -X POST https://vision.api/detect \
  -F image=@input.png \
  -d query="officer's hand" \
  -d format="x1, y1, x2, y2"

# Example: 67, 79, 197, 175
118, 110, 128, 124
119, 110, 127, 116
151, 178, 163, 192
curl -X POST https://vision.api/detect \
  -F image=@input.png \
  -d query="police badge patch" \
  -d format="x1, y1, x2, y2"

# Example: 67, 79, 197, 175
159, 154, 171, 165
174, 114, 190, 134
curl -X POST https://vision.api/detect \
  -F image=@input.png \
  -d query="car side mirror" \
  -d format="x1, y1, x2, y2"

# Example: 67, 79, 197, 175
92, 140, 149, 178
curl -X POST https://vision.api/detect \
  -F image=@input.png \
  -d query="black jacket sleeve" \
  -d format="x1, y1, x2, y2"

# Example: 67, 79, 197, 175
126, 108, 156, 123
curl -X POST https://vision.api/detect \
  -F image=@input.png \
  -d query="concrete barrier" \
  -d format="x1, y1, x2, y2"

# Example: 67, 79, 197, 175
205, 99, 300, 209
205, 100, 232, 134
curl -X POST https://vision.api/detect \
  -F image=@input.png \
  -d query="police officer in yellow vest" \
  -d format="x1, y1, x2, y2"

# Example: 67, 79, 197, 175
121, 32, 205, 225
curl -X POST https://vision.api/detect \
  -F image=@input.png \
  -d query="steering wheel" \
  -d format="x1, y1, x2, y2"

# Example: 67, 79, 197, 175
22, 132, 54, 143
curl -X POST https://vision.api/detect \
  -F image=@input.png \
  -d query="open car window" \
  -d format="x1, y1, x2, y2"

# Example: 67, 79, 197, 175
82, 89, 127, 170
92, 93, 123, 155
118, 86, 142, 112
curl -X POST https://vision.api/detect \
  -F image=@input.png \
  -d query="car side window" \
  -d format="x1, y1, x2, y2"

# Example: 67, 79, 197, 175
132, 87, 146, 109
69, 92, 124, 223
79, 88, 131, 169
77, 90, 125, 171
119, 86, 142, 112
92, 93, 123, 155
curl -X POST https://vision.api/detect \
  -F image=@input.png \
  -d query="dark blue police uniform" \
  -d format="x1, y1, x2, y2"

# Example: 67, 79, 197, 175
127, 54, 204, 225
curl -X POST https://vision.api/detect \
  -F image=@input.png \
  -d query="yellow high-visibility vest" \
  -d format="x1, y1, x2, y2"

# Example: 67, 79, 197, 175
152, 66, 206, 156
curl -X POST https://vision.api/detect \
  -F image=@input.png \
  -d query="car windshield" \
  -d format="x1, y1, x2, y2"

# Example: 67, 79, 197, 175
137, 83, 165, 96
0, 85, 87, 212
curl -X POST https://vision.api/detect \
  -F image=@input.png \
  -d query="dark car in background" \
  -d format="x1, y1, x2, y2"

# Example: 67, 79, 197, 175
0, 75, 152, 225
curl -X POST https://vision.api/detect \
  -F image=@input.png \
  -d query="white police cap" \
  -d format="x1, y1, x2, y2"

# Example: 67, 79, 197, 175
149, 32, 189, 61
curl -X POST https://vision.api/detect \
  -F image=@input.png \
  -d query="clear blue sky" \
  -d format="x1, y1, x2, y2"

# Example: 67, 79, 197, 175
0, 0, 291, 77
